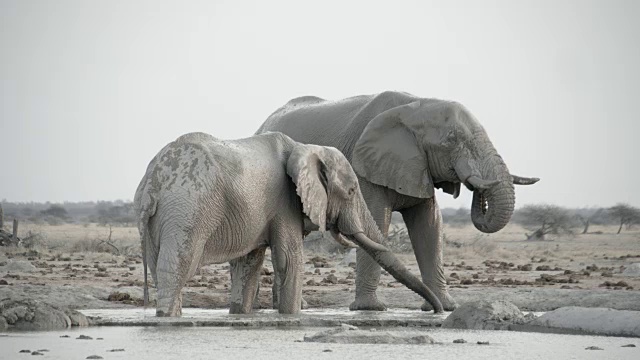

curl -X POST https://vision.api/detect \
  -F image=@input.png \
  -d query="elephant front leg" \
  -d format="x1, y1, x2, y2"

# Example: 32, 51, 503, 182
270, 229, 303, 314
349, 201, 391, 311
229, 247, 266, 314
400, 198, 457, 311
272, 279, 308, 310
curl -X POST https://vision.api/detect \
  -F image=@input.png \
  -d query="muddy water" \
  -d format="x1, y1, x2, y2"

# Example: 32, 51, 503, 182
1, 309, 638, 359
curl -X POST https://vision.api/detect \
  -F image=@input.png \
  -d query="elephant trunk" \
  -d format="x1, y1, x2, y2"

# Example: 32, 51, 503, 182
350, 232, 444, 313
337, 194, 444, 313
469, 154, 515, 233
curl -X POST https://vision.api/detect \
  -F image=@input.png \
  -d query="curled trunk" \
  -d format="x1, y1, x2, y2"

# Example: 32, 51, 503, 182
470, 182, 515, 233
469, 152, 516, 233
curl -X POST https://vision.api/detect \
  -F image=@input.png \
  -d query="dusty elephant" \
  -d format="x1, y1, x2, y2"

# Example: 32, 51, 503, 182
134, 132, 443, 317
245, 91, 539, 311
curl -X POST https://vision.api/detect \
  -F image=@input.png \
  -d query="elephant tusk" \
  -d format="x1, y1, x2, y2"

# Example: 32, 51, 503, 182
453, 182, 461, 199
467, 176, 500, 190
511, 174, 540, 185
330, 228, 359, 248
353, 232, 391, 252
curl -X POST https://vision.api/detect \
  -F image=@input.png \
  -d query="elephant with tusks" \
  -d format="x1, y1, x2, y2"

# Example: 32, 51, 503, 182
237, 91, 539, 311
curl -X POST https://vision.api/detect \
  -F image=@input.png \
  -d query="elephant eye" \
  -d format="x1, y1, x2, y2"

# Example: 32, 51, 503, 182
348, 187, 356, 197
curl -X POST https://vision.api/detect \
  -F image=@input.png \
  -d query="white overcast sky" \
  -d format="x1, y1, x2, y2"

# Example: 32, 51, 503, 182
1, 0, 639, 208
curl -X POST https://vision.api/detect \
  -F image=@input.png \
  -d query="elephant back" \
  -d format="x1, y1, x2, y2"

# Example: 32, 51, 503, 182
257, 91, 420, 159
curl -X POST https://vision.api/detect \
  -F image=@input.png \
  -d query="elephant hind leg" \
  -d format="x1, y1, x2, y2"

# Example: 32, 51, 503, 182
155, 228, 206, 317
229, 247, 266, 314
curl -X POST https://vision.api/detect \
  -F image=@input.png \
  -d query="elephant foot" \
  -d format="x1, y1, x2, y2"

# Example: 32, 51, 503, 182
420, 288, 457, 312
349, 295, 387, 311
156, 308, 181, 317
301, 297, 309, 310
229, 303, 252, 314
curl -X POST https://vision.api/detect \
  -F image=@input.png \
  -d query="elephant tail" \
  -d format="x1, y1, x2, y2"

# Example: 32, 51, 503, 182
138, 191, 157, 309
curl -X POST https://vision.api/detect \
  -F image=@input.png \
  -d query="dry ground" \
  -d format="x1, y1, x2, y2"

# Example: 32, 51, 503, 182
1, 222, 639, 312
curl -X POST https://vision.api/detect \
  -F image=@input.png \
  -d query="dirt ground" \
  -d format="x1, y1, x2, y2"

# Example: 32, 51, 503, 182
1, 222, 639, 312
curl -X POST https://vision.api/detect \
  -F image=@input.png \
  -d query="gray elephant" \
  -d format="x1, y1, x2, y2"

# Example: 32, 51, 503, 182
245, 91, 539, 311
134, 131, 443, 317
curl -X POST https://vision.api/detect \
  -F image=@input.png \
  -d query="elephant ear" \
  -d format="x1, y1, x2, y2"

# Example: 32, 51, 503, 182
352, 101, 434, 198
286, 145, 328, 232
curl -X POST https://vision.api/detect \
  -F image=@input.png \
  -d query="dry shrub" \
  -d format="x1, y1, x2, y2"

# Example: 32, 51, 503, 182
20, 230, 46, 249
303, 231, 348, 255
386, 224, 412, 253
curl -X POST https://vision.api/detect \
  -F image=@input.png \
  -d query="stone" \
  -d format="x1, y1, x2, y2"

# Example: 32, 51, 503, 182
526, 307, 640, 337
64, 309, 89, 327
622, 263, 640, 276
585, 346, 603, 350
0, 299, 72, 330
304, 324, 436, 344
442, 300, 526, 330
0, 259, 37, 273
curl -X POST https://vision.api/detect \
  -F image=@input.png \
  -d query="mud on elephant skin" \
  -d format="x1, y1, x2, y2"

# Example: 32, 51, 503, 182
135, 132, 443, 317
254, 91, 539, 311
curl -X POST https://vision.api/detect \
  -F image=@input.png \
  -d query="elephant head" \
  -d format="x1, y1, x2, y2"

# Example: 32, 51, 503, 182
286, 144, 444, 312
351, 100, 539, 233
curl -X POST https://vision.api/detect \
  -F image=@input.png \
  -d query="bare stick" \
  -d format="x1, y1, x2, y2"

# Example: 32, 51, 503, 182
99, 224, 120, 255
13, 219, 18, 239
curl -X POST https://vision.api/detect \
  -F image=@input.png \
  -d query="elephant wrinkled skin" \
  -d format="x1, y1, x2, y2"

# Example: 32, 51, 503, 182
249, 91, 539, 311
134, 132, 443, 317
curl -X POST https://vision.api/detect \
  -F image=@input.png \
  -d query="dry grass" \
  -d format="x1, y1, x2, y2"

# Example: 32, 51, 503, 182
4, 222, 639, 268
8, 222, 140, 256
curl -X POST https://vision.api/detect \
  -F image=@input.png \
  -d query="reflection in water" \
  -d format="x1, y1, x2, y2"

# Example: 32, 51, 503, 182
1, 309, 637, 359
1, 325, 638, 360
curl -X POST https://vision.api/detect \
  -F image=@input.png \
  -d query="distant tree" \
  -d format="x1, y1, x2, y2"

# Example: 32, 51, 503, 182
21, 207, 34, 217
574, 208, 606, 234
441, 207, 471, 227
40, 204, 69, 219
94, 202, 136, 226
608, 203, 640, 234
515, 204, 574, 240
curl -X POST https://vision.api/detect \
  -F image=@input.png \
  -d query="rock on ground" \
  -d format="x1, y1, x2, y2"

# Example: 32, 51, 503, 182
304, 324, 436, 344
0, 299, 89, 330
526, 307, 640, 337
622, 263, 640, 276
442, 300, 528, 330
0, 259, 37, 273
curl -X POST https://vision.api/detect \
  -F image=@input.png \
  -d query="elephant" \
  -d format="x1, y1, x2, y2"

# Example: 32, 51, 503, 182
242, 91, 539, 311
134, 131, 443, 317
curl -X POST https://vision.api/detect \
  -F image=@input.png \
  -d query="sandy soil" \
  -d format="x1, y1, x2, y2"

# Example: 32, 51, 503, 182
1, 223, 639, 312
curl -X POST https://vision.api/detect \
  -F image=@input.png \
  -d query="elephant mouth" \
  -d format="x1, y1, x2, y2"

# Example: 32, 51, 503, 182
477, 191, 488, 215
